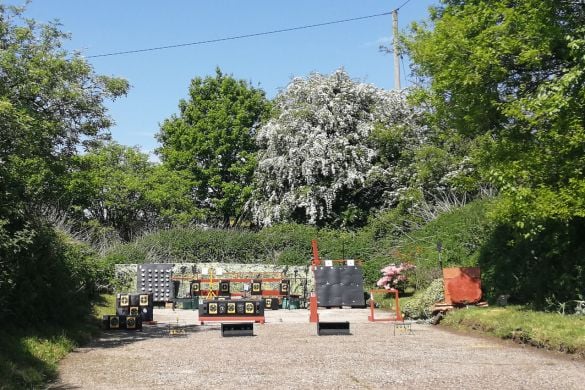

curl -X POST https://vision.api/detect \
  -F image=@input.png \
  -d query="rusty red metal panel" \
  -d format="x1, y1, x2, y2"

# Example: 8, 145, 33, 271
442, 267, 482, 304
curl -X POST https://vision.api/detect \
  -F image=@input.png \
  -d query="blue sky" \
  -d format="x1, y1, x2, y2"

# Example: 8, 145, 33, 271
15, 0, 437, 158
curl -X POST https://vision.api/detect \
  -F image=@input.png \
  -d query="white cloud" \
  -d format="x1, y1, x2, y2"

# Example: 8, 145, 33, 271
363, 36, 392, 47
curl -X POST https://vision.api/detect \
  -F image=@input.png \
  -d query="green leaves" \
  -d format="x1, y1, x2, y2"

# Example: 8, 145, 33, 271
66, 142, 199, 240
406, 0, 585, 230
157, 68, 270, 227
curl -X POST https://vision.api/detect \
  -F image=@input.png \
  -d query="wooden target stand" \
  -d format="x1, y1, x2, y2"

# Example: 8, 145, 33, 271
368, 288, 403, 322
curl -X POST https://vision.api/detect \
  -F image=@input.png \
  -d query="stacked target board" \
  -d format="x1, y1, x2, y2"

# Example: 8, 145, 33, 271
192, 278, 287, 323
116, 293, 154, 321
102, 293, 154, 330
198, 299, 265, 324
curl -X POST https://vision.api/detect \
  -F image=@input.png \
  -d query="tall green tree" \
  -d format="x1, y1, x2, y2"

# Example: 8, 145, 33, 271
406, 0, 585, 229
67, 142, 199, 241
405, 0, 585, 304
157, 68, 270, 227
0, 5, 128, 323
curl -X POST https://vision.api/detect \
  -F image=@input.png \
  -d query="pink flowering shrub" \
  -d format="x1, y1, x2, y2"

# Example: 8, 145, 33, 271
376, 262, 416, 291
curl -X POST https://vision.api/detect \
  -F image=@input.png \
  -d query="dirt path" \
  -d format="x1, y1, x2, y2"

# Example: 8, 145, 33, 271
52, 308, 585, 389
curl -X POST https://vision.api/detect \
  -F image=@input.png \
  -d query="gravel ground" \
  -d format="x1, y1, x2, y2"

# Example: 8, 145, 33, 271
51, 308, 585, 389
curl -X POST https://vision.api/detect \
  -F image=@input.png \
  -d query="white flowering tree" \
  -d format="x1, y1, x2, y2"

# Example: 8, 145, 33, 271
250, 70, 426, 227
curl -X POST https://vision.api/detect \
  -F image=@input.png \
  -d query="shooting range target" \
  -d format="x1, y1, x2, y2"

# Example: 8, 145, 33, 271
126, 316, 136, 329
208, 302, 218, 315
227, 302, 236, 314
251, 280, 262, 295
191, 280, 201, 296
109, 316, 120, 329
137, 264, 174, 302
129, 307, 139, 316
219, 280, 230, 296
245, 302, 254, 314
280, 280, 290, 295
119, 294, 130, 306
139, 294, 149, 306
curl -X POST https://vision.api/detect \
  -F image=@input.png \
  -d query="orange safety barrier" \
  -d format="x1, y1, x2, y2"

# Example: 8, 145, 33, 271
309, 292, 319, 323
368, 288, 403, 322
310, 240, 320, 322
311, 239, 321, 267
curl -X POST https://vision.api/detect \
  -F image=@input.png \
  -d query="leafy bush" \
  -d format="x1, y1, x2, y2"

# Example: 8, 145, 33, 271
0, 295, 113, 389
391, 199, 494, 288
101, 223, 383, 282
100, 201, 493, 290
0, 224, 103, 326
401, 278, 444, 319
478, 217, 585, 308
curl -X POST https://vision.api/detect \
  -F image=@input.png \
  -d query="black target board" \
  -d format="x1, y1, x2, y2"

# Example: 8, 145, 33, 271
116, 293, 153, 321
190, 280, 201, 296
314, 266, 365, 307
198, 299, 264, 317
251, 279, 262, 295
137, 263, 174, 302
279, 279, 290, 295
219, 280, 231, 296
102, 315, 142, 330
263, 297, 279, 310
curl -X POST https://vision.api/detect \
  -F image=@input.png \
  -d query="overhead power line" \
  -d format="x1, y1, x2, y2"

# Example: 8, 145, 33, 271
396, 0, 413, 10
87, 11, 397, 59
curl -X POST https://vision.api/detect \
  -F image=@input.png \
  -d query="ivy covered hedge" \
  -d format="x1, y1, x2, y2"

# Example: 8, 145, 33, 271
103, 223, 376, 271
101, 201, 493, 288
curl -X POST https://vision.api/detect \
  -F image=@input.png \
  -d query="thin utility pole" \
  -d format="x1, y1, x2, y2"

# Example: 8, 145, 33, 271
392, 9, 401, 90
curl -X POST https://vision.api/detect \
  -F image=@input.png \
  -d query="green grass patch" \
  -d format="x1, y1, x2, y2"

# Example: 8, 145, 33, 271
441, 306, 585, 357
0, 294, 114, 390
93, 293, 116, 319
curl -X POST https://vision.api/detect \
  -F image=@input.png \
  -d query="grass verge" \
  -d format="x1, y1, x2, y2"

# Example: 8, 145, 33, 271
441, 306, 585, 357
0, 294, 115, 390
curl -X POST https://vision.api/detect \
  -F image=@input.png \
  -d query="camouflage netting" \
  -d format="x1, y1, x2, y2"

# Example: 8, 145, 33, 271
114, 262, 313, 299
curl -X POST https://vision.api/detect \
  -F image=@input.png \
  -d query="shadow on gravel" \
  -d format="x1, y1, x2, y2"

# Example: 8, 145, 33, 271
81, 323, 218, 350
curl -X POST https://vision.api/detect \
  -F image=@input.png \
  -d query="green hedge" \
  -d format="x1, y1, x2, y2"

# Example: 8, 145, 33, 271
101, 201, 496, 289
478, 217, 585, 308
0, 225, 104, 326
102, 223, 387, 284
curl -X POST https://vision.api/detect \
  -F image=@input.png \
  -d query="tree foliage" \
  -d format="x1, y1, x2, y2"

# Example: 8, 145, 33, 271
404, 0, 585, 305
157, 68, 270, 227
405, 0, 585, 232
0, 5, 127, 324
250, 70, 425, 227
66, 142, 198, 241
